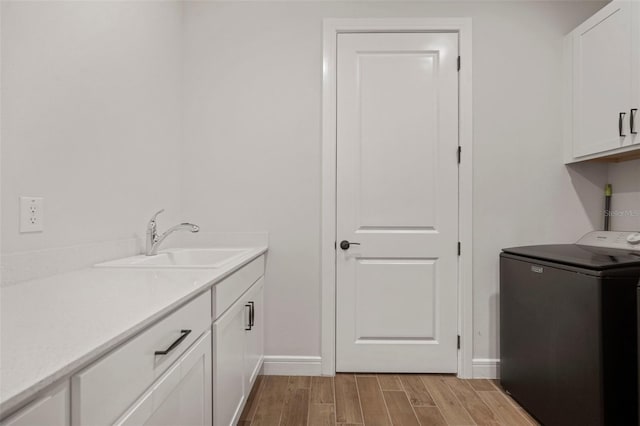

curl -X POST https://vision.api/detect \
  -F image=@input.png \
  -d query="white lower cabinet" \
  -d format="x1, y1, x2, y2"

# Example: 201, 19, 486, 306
244, 278, 264, 393
212, 297, 247, 426
71, 291, 211, 426
0, 384, 69, 426
114, 331, 212, 426
2, 255, 266, 426
213, 276, 265, 426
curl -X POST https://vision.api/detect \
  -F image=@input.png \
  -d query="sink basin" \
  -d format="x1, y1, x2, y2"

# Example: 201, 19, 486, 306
95, 248, 250, 269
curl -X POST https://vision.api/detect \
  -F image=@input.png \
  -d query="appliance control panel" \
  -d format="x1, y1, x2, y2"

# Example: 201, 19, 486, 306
577, 231, 640, 251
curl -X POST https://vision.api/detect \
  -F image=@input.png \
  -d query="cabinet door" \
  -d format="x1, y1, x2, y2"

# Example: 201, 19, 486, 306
1, 384, 69, 426
632, 1, 640, 145
212, 298, 248, 426
244, 278, 265, 392
114, 331, 212, 426
572, 1, 634, 157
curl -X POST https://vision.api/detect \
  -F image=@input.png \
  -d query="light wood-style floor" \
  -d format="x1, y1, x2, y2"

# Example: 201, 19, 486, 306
239, 374, 538, 426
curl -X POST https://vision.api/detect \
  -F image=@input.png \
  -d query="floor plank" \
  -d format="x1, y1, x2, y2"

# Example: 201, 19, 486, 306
477, 391, 534, 426
498, 393, 540, 425
467, 379, 497, 392
251, 375, 290, 426
383, 391, 420, 426
413, 406, 448, 426
356, 376, 391, 426
444, 377, 500, 425
239, 375, 265, 422
280, 388, 310, 426
495, 391, 539, 425
290, 376, 312, 389
516, 407, 540, 426
335, 374, 363, 424
308, 404, 336, 426
377, 374, 402, 391
421, 375, 475, 426
311, 376, 335, 404
399, 375, 436, 406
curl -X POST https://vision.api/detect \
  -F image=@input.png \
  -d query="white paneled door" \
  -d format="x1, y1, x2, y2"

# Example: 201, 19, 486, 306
336, 32, 459, 373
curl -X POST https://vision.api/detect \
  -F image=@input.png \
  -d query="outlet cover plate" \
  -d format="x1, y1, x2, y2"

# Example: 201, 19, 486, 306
20, 196, 44, 233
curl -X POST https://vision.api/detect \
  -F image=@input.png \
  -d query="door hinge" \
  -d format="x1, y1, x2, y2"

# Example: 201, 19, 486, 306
457, 56, 461, 71
458, 242, 461, 256
457, 335, 461, 350
457, 146, 462, 164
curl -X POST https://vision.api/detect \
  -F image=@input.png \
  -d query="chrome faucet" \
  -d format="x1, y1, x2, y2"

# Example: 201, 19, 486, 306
146, 209, 199, 256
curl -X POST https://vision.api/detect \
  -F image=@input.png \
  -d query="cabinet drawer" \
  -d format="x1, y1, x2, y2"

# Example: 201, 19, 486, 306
114, 331, 212, 426
71, 290, 211, 426
213, 255, 264, 319
0, 383, 69, 426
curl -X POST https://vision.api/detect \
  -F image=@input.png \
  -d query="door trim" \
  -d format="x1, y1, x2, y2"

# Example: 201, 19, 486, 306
321, 18, 473, 378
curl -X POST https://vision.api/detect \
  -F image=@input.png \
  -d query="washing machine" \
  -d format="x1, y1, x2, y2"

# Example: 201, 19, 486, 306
500, 231, 640, 426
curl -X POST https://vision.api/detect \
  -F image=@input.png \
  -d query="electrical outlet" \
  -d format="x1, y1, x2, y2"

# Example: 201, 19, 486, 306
20, 196, 44, 233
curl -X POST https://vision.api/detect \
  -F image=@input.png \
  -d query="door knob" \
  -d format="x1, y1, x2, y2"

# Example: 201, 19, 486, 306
340, 240, 361, 250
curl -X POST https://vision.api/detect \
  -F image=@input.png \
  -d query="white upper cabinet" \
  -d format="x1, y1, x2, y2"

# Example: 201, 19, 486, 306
566, 1, 640, 162
573, 1, 632, 156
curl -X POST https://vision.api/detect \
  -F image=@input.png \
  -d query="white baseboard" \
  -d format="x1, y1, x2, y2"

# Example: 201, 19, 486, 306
262, 355, 498, 378
262, 356, 322, 376
472, 358, 500, 379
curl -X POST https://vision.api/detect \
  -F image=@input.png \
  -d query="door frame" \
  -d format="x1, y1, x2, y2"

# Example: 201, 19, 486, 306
321, 18, 473, 378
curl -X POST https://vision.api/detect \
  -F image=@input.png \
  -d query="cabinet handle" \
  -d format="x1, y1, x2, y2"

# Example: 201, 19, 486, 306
631, 109, 638, 134
619, 112, 627, 137
249, 301, 255, 327
245, 304, 252, 330
154, 329, 191, 356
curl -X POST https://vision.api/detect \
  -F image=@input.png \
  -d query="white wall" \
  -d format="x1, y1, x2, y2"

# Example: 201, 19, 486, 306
2, 0, 621, 371
182, 1, 608, 366
1, 1, 184, 261
608, 159, 640, 231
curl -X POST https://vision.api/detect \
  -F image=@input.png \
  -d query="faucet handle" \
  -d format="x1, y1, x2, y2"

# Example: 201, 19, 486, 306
149, 209, 165, 228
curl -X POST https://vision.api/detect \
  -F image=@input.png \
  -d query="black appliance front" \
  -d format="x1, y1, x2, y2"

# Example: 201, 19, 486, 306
500, 253, 639, 426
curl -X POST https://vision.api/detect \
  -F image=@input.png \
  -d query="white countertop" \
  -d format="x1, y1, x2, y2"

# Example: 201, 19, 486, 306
0, 246, 267, 416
